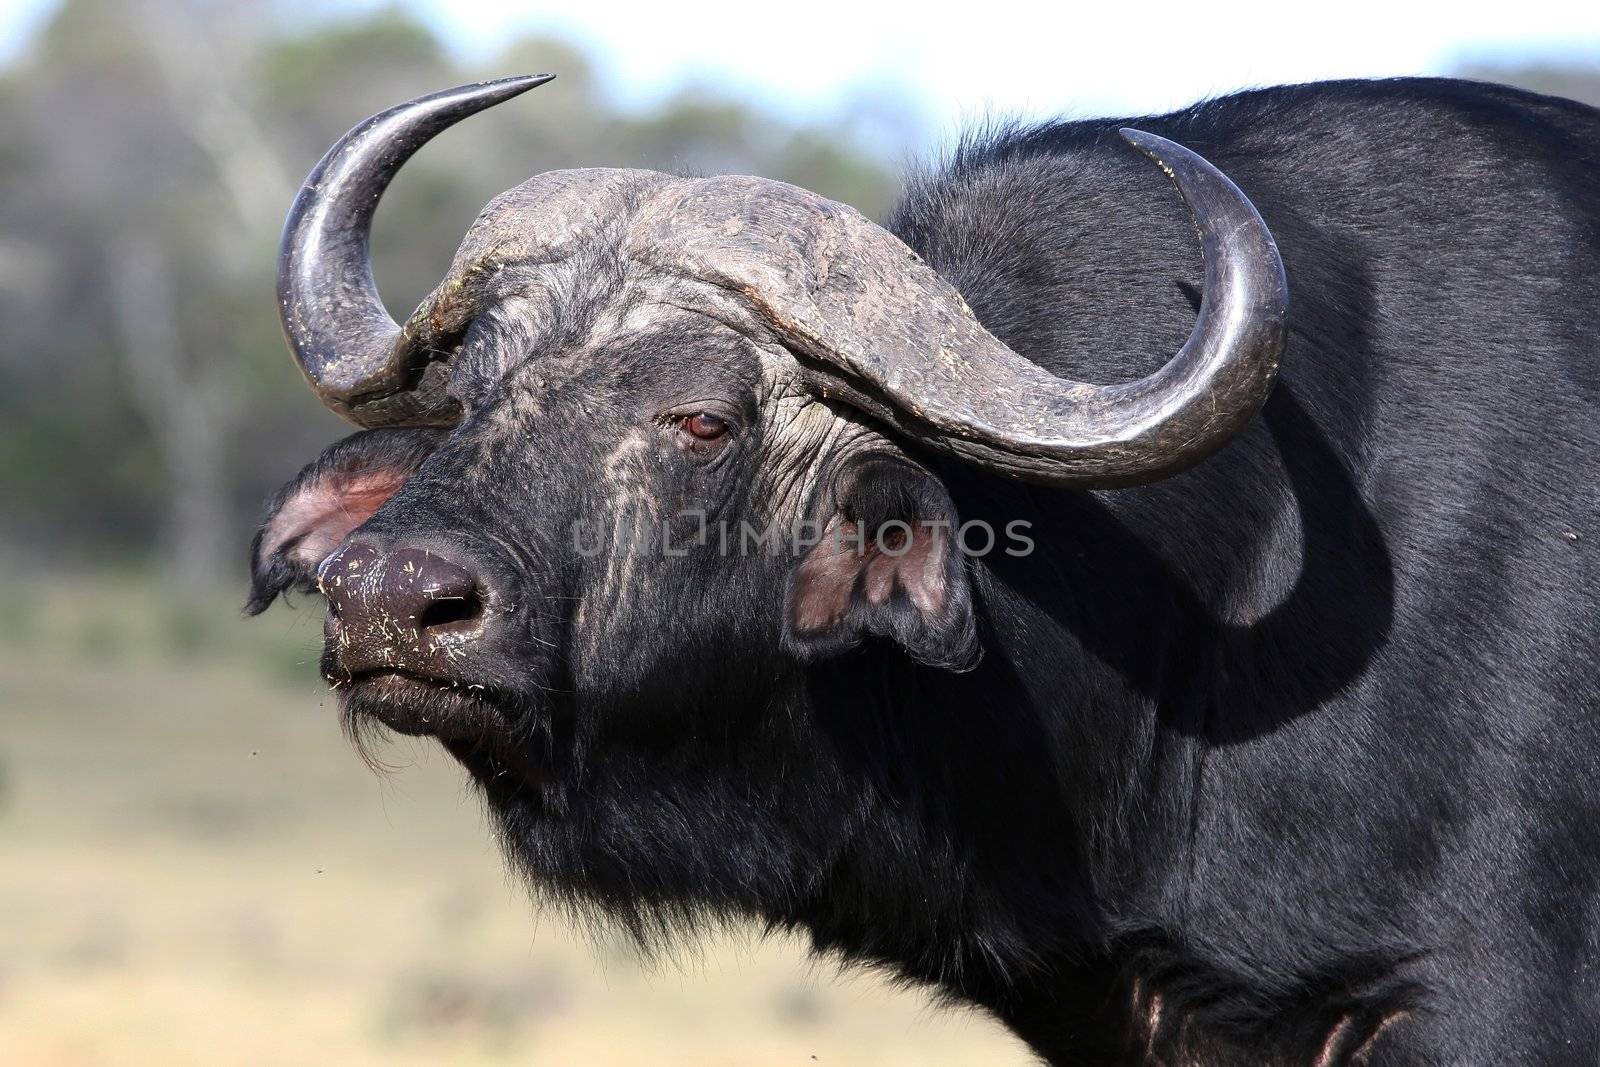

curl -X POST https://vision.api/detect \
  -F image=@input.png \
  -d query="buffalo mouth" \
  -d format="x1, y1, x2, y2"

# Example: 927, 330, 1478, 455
335, 668, 496, 735
324, 660, 548, 787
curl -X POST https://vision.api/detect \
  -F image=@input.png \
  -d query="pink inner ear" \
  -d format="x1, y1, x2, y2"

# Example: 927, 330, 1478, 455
791, 521, 950, 634
866, 527, 948, 615
259, 471, 410, 572
792, 523, 863, 633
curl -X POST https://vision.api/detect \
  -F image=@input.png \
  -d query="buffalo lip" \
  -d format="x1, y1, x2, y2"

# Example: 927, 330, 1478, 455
333, 669, 549, 791
335, 667, 507, 740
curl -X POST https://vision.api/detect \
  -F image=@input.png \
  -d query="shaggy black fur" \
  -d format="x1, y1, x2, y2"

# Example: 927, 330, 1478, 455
250, 78, 1600, 1064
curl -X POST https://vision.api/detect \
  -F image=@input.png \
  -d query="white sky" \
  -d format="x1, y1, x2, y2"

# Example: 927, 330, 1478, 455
409, 0, 1600, 123
2, 0, 1597, 127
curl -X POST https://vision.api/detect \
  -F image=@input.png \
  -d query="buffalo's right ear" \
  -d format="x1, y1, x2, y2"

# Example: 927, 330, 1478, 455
246, 427, 445, 615
783, 454, 981, 671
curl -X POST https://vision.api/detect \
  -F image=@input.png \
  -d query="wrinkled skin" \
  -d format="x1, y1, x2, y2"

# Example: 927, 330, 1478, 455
251, 78, 1600, 1065
251, 221, 984, 936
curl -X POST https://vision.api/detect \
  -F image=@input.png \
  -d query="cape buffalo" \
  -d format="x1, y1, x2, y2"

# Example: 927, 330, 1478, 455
248, 75, 1600, 1064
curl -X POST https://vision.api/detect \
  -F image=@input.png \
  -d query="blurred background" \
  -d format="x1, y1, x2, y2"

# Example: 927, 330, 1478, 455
0, 1, 1596, 1063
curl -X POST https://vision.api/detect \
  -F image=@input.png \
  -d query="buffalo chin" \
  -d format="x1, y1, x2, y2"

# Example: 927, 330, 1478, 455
331, 669, 546, 784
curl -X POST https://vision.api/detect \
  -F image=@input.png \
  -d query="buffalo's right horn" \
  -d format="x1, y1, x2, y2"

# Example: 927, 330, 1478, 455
277, 75, 552, 427
633, 132, 1289, 488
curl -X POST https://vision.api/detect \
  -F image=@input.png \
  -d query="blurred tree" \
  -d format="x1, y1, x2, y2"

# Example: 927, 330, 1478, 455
1, 0, 299, 585
0, 0, 907, 585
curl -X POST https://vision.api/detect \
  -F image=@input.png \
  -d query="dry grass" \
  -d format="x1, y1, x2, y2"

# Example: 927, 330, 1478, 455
0, 575, 1030, 1065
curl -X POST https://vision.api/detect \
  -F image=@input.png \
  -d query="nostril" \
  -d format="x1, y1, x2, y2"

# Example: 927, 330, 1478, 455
327, 545, 489, 651
418, 588, 484, 632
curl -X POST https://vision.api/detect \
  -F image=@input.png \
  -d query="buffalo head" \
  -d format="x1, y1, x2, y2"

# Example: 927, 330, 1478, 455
248, 76, 1285, 939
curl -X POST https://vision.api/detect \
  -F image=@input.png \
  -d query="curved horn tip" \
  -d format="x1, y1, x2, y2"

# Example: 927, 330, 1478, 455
279, 74, 556, 426
479, 73, 557, 96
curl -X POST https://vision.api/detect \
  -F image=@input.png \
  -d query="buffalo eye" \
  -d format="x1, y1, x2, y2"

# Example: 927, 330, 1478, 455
683, 413, 729, 440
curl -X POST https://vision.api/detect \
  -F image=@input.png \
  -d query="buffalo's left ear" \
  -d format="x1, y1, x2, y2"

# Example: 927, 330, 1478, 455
246, 427, 445, 615
783, 455, 980, 671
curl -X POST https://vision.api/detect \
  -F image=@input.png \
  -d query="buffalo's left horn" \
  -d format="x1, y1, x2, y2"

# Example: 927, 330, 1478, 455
278, 75, 552, 427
